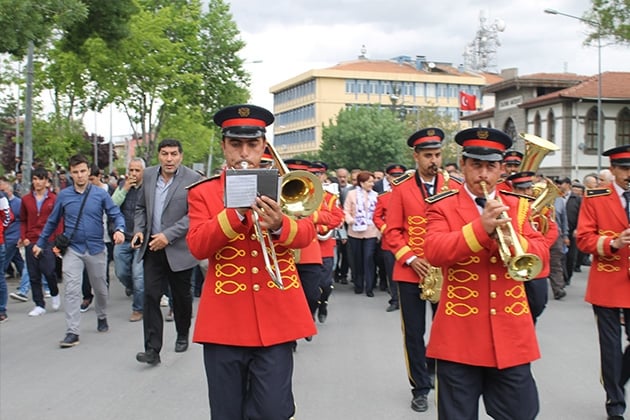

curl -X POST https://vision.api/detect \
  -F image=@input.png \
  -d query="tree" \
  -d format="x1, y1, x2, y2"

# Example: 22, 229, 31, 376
402, 106, 461, 165
319, 106, 408, 171
0, 0, 88, 57
585, 0, 630, 45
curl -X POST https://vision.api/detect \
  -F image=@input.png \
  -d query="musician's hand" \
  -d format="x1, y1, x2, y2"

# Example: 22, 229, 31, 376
253, 195, 283, 231
409, 257, 431, 278
481, 199, 511, 235
612, 228, 630, 248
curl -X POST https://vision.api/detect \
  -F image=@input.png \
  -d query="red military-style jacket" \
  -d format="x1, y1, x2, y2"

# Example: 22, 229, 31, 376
577, 187, 630, 309
424, 189, 549, 369
383, 171, 461, 284
186, 172, 317, 347
315, 191, 344, 258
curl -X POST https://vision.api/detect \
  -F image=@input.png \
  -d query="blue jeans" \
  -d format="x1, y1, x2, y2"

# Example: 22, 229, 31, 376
0, 244, 7, 315
114, 241, 144, 312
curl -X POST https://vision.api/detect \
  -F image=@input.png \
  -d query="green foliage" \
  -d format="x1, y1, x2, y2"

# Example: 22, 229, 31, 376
320, 106, 409, 171
158, 107, 216, 168
32, 116, 89, 168
319, 105, 461, 171
585, 0, 630, 45
0, 0, 88, 57
60, 0, 138, 52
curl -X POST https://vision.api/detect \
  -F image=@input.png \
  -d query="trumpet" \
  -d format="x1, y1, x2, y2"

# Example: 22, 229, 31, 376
480, 181, 543, 281
251, 143, 323, 289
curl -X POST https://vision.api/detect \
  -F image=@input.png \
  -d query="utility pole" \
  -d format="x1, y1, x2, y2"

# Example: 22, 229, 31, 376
22, 41, 35, 195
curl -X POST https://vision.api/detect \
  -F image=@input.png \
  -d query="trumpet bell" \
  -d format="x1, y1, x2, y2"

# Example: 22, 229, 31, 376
280, 170, 323, 216
508, 253, 543, 281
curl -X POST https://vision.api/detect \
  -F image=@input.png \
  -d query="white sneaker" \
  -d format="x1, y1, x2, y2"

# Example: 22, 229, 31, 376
160, 295, 169, 307
51, 295, 61, 311
28, 306, 46, 317
44, 291, 51, 298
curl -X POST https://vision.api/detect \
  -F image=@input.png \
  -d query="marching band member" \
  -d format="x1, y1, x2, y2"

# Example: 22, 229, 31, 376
424, 127, 549, 420
576, 145, 630, 420
186, 104, 316, 419
383, 128, 461, 413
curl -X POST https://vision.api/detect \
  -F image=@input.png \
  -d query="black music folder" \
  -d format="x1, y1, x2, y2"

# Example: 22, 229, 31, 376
224, 169, 280, 208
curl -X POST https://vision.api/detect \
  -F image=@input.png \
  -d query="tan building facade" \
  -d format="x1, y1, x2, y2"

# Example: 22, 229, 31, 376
464, 70, 630, 180
270, 55, 501, 157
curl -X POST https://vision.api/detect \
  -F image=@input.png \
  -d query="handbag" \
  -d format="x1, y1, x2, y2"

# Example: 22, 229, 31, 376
54, 186, 91, 255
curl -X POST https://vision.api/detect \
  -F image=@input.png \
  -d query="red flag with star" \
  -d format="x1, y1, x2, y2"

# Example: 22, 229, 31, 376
459, 92, 477, 111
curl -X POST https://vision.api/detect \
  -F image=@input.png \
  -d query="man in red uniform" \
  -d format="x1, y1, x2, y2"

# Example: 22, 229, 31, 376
576, 145, 630, 420
424, 127, 549, 420
186, 104, 317, 419
309, 161, 344, 324
373, 164, 406, 312
383, 128, 461, 413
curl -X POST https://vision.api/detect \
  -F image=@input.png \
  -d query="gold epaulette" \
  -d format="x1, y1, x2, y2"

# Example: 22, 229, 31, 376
500, 190, 535, 202
391, 172, 412, 186
585, 188, 611, 198
186, 174, 220, 190
425, 189, 459, 204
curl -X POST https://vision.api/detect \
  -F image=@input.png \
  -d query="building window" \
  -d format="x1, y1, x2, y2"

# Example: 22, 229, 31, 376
616, 107, 630, 146
585, 106, 600, 153
533, 112, 541, 137
547, 109, 555, 143
503, 118, 517, 142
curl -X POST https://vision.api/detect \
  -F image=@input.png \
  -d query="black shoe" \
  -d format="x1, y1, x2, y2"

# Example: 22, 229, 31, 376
97, 317, 109, 332
175, 335, 189, 353
607, 416, 624, 420
125, 287, 133, 297
411, 394, 428, 412
317, 304, 328, 323
304, 336, 313, 342
574, 267, 582, 272
554, 289, 567, 300
366, 291, 374, 297
340, 278, 348, 285
386, 303, 399, 312
59, 333, 80, 348
136, 349, 161, 365
354, 289, 363, 294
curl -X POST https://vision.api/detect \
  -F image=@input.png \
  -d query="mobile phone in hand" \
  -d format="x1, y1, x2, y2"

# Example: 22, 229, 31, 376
133, 236, 142, 247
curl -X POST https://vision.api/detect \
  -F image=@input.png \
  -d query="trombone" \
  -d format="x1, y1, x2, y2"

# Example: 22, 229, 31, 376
480, 181, 543, 281
251, 143, 323, 289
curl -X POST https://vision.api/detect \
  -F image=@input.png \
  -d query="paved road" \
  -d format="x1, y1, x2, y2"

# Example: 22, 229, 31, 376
0, 266, 616, 419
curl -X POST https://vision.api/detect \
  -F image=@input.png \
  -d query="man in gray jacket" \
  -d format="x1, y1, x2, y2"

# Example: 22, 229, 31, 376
132, 139, 202, 365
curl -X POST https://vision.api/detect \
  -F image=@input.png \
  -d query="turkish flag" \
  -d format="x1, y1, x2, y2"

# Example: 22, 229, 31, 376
460, 92, 477, 111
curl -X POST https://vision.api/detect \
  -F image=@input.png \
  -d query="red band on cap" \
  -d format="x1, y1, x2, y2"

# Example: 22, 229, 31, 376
463, 139, 507, 152
511, 176, 532, 184
413, 135, 441, 147
610, 152, 630, 160
222, 118, 266, 128
287, 164, 309, 171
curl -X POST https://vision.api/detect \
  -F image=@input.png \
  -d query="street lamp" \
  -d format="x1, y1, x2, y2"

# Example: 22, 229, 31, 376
544, 8, 602, 174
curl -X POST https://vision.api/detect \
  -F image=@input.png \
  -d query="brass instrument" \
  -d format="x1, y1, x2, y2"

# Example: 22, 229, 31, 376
420, 168, 450, 302
518, 133, 560, 173
519, 132, 562, 235
251, 143, 324, 289
480, 181, 543, 281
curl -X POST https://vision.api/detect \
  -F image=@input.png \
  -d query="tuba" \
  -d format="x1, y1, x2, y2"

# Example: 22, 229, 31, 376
518, 133, 560, 173
420, 168, 450, 303
480, 181, 543, 281
251, 143, 323, 289
518, 132, 562, 234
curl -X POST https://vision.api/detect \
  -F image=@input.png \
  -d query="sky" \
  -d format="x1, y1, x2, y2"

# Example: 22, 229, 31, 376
93, 0, 630, 138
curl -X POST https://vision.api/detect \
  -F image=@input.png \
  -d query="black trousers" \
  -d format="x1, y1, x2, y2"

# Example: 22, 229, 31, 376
436, 359, 539, 420
203, 342, 295, 420
25, 244, 58, 308
143, 249, 192, 353
524, 277, 548, 324
297, 263, 322, 316
593, 305, 630, 417
397, 281, 436, 397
